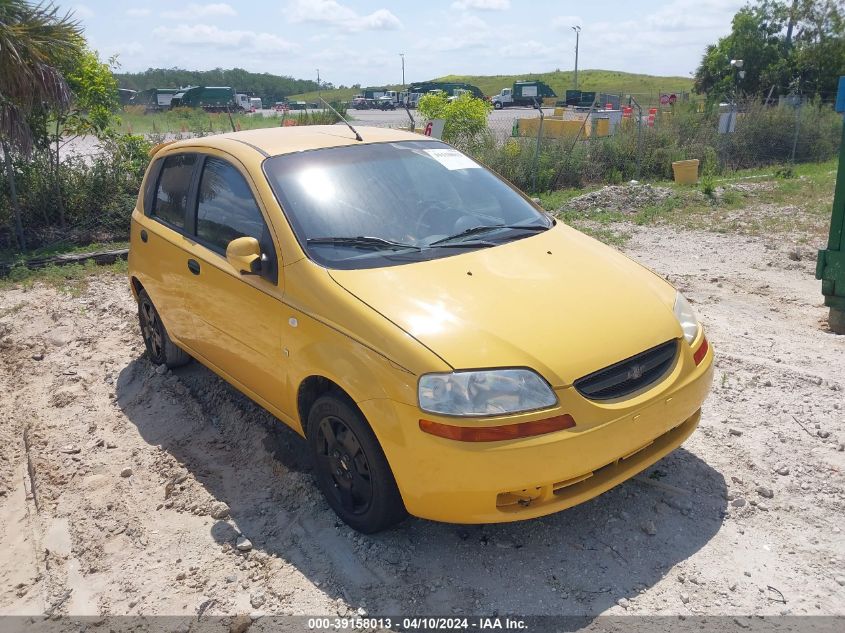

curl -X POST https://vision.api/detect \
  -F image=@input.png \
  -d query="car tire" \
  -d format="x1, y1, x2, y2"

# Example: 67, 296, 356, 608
137, 289, 191, 368
493, 101, 503, 110
307, 392, 406, 533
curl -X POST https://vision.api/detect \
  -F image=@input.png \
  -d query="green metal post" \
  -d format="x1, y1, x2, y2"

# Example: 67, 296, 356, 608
815, 106, 845, 333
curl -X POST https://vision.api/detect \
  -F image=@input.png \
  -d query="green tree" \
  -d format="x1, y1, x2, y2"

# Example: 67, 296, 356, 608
0, 0, 82, 249
694, 3, 788, 99
417, 92, 492, 151
694, 0, 845, 100
791, 0, 845, 98
41, 46, 119, 227
115, 67, 320, 105
61, 48, 119, 137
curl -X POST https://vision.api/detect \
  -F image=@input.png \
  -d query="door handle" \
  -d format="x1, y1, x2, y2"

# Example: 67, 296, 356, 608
187, 259, 201, 275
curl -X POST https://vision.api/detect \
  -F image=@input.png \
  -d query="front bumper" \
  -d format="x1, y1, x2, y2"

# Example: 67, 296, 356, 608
359, 335, 714, 524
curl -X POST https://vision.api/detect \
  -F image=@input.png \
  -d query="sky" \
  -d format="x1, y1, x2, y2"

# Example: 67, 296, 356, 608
69, 0, 747, 86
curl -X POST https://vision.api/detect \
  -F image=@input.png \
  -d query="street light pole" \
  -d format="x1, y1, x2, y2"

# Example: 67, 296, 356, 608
572, 26, 581, 90
399, 53, 405, 87
729, 59, 744, 133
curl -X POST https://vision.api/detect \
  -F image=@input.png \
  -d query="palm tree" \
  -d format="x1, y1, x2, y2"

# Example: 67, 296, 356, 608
0, 0, 81, 250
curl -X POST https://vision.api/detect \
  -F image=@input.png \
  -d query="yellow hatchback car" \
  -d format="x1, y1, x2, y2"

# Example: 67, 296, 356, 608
128, 125, 713, 533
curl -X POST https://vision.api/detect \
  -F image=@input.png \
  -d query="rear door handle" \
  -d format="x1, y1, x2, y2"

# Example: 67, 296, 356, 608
187, 259, 201, 275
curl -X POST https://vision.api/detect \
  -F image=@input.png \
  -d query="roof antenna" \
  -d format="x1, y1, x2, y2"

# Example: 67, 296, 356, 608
320, 97, 362, 141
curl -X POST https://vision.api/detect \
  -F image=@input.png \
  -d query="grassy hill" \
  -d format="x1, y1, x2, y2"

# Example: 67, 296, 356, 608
289, 69, 695, 105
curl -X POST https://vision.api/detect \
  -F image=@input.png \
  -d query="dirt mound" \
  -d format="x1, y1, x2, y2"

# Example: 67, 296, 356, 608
564, 183, 675, 214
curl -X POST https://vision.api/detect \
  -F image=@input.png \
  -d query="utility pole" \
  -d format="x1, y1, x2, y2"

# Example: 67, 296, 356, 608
399, 53, 405, 87
729, 59, 744, 134
317, 68, 321, 101
572, 26, 581, 90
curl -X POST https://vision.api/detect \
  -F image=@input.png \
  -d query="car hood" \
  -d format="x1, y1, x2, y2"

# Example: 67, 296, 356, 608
328, 224, 682, 386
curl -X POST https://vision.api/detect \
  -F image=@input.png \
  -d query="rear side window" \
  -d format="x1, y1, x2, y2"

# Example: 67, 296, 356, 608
195, 158, 266, 252
153, 154, 196, 228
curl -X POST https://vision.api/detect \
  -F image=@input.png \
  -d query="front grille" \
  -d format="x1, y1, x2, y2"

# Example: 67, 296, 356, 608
574, 339, 678, 400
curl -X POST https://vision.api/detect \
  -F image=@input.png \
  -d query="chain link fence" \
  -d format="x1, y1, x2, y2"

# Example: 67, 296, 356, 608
2, 98, 841, 266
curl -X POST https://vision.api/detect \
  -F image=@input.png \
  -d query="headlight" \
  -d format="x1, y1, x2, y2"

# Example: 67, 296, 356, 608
418, 369, 557, 416
673, 292, 700, 345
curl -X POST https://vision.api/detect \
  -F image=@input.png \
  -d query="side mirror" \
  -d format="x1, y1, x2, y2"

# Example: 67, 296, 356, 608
226, 236, 262, 275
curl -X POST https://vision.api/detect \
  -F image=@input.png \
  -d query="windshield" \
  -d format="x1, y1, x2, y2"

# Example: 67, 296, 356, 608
262, 140, 552, 270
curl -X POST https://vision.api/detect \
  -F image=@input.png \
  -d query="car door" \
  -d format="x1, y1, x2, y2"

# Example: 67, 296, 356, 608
178, 152, 286, 414
137, 152, 200, 345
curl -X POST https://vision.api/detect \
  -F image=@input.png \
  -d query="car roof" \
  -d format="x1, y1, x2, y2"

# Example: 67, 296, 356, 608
160, 125, 425, 159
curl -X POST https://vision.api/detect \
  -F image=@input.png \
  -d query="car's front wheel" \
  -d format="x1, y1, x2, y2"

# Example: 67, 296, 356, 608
137, 289, 191, 368
307, 393, 406, 533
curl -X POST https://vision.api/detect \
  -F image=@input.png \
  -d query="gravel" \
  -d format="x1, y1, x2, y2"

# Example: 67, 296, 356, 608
1, 224, 842, 618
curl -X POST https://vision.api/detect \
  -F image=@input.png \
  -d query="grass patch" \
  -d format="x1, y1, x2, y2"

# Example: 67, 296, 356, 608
117, 106, 345, 135
0, 240, 128, 265
0, 259, 128, 294
545, 158, 838, 247
118, 110, 282, 135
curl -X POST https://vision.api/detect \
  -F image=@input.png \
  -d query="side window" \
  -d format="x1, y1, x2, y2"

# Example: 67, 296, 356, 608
152, 154, 196, 229
195, 158, 266, 252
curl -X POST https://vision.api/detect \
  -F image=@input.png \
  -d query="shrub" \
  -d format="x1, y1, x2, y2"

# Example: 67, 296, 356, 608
468, 100, 841, 192
418, 92, 492, 152
0, 133, 152, 251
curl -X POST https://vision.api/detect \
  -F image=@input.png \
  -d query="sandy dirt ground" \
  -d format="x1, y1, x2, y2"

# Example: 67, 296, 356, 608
0, 225, 843, 621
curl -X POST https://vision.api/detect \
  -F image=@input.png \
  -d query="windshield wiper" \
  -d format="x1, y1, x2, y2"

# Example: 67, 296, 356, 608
428, 222, 550, 246
306, 236, 421, 251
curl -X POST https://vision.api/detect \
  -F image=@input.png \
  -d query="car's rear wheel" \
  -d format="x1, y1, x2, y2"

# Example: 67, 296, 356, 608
307, 393, 406, 533
137, 289, 191, 368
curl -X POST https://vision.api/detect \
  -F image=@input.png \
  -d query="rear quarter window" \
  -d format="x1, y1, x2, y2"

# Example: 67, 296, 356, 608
152, 154, 196, 229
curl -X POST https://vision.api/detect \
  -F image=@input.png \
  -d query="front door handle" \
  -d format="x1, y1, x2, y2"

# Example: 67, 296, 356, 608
187, 259, 201, 275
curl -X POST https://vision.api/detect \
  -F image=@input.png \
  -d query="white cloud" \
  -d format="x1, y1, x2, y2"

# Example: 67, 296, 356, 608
451, 0, 510, 10
355, 9, 402, 31
499, 39, 547, 58
287, 0, 402, 32
126, 8, 151, 18
152, 24, 295, 53
569, 0, 745, 77
115, 41, 144, 56
73, 4, 94, 19
162, 3, 237, 20
427, 13, 491, 52
552, 15, 583, 30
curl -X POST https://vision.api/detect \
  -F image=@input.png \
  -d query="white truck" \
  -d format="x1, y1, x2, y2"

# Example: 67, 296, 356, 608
491, 80, 557, 109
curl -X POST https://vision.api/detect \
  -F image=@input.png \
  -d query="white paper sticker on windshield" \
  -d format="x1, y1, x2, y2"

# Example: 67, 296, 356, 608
424, 148, 480, 170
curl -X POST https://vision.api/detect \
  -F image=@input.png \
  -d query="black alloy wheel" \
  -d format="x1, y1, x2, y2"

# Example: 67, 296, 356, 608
136, 289, 191, 368
307, 393, 406, 533
315, 415, 373, 516
138, 291, 165, 363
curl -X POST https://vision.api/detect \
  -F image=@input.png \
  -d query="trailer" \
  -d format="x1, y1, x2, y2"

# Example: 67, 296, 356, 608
170, 86, 238, 112
118, 89, 136, 106
491, 80, 557, 109
132, 88, 179, 112
408, 82, 484, 100
249, 97, 262, 111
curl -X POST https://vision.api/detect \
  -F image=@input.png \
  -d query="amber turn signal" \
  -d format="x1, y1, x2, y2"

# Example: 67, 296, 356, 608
419, 414, 576, 442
